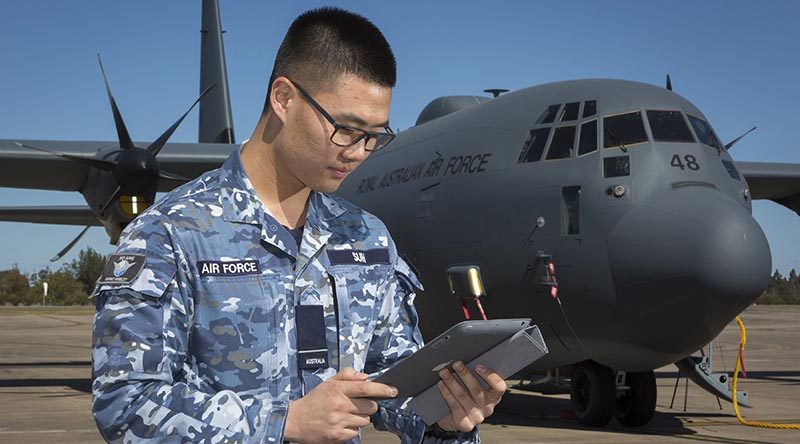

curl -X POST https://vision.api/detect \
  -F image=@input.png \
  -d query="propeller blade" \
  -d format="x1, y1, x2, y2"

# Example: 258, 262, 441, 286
97, 54, 135, 151
146, 83, 217, 157
159, 170, 189, 181
725, 126, 757, 150
666, 74, 672, 91
14, 141, 116, 172
99, 185, 123, 216
50, 225, 91, 262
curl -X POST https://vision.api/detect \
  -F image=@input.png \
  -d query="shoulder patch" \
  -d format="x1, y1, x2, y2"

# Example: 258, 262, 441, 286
97, 254, 146, 285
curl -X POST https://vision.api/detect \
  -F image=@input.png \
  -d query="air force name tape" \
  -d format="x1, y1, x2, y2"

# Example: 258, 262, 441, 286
98, 254, 146, 285
327, 248, 390, 266
198, 260, 260, 276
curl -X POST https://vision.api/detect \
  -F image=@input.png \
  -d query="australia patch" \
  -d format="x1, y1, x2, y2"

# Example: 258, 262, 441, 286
327, 248, 390, 266
97, 254, 146, 285
198, 260, 260, 276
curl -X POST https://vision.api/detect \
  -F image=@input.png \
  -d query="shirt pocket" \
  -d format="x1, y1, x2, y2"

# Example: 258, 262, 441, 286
92, 260, 178, 375
327, 265, 388, 370
192, 273, 287, 393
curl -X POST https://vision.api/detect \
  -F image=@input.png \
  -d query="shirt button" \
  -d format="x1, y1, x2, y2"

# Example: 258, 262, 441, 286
269, 224, 278, 231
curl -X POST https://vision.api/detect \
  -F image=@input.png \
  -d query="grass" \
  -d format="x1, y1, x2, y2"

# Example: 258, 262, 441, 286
0, 305, 94, 316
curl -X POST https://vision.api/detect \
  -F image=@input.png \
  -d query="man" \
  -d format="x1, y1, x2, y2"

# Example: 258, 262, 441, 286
91, 7, 505, 443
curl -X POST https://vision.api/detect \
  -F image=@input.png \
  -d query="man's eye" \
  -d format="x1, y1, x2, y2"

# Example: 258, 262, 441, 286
338, 127, 359, 136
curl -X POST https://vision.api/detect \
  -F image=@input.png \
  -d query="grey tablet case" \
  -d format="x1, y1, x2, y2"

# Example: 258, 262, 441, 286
408, 324, 548, 425
374, 319, 532, 398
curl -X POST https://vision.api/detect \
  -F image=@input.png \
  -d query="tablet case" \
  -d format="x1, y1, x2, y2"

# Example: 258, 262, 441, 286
407, 325, 548, 425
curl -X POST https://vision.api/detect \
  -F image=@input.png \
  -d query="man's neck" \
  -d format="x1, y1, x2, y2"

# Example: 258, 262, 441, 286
241, 120, 310, 229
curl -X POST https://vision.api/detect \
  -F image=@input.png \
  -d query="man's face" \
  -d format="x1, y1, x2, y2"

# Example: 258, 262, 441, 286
277, 73, 392, 193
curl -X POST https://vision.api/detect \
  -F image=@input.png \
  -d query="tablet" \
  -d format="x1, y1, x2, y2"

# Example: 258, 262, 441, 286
373, 318, 531, 397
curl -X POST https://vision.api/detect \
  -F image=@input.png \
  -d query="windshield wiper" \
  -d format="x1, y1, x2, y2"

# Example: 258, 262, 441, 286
605, 127, 628, 152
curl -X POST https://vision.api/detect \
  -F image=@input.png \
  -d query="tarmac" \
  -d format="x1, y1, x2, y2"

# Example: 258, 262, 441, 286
1, 305, 799, 443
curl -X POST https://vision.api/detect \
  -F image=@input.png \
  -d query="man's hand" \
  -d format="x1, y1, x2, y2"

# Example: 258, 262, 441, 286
284, 368, 398, 444
435, 362, 506, 433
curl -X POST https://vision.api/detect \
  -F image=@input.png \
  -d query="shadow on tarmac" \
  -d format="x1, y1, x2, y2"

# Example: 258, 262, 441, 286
489, 392, 691, 435
0, 378, 91, 393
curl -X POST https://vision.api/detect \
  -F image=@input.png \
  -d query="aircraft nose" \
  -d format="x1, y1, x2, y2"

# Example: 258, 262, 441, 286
605, 185, 771, 369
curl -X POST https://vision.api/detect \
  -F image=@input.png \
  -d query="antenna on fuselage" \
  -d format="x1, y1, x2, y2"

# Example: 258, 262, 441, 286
483, 88, 509, 98
666, 74, 673, 91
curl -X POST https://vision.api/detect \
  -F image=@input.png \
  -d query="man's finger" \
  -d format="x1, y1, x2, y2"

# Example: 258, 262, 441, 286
476, 365, 507, 400
351, 398, 379, 416
452, 361, 486, 406
341, 380, 397, 399
440, 368, 486, 426
437, 380, 474, 432
345, 413, 372, 429
332, 368, 368, 381
439, 368, 472, 408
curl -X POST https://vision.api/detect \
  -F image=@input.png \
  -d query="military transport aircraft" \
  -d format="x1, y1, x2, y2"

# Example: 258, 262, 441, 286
2, 0, 800, 429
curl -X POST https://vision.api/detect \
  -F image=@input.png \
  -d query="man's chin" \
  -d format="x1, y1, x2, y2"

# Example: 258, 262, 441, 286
311, 180, 342, 194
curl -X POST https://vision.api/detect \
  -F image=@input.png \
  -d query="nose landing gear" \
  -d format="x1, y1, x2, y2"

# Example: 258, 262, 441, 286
614, 370, 657, 426
570, 361, 657, 427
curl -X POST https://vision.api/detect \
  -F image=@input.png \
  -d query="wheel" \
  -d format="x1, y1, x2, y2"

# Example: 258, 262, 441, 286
570, 361, 616, 427
614, 370, 657, 427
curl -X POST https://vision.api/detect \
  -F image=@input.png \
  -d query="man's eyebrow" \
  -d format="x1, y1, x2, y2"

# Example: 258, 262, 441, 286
336, 112, 389, 130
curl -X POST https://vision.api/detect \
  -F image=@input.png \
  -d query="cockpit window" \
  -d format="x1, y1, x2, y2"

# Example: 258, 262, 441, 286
721, 159, 741, 181
518, 127, 551, 163
583, 100, 597, 118
536, 104, 561, 124
560, 102, 580, 122
687, 115, 723, 150
603, 111, 648, 148
647, 110, 695, 142
578, 119, 598, 156
546, 126, 576, 160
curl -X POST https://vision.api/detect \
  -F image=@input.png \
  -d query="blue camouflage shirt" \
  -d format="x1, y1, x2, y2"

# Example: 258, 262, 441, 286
90, 147, 480, 443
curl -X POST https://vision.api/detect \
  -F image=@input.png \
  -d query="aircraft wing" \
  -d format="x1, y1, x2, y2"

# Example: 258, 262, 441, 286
0, 206, 102, 226
0, 139, 237, 192
738, 161, 800, 216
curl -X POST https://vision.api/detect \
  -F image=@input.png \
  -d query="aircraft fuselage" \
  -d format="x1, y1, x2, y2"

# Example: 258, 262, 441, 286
337, 79, 771, 372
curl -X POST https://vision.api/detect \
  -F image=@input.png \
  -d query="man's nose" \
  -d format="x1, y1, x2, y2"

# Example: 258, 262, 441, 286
341, 139, 370, 162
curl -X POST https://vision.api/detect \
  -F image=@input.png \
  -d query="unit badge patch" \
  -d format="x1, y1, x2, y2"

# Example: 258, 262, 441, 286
97, 254, 146, 285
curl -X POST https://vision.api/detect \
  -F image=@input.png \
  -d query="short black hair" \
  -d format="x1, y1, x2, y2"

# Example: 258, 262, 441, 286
263, 7, 396, 114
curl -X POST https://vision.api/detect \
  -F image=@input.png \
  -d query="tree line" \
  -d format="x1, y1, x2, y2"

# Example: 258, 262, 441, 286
0, 248, 799, 305
757, 269, 800, 304
0, 247, 107, 306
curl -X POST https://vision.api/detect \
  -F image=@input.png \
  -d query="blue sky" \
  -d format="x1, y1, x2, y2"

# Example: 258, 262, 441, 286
0, 0, 798, 275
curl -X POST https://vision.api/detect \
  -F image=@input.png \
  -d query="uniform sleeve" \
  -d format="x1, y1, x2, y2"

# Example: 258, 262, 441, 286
365, 257, 480, 444
90, 211, 288, 443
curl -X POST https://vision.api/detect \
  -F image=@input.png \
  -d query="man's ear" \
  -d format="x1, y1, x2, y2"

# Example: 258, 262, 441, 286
269, 76, 294, 124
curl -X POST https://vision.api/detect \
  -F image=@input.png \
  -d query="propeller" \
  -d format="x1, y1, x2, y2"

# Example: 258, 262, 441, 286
17, 56, 215, 261
666, 74, 673, 91
98, 55, 135, 151
13, 141, 116, 171
725, 126, 757, 150
51, 225, 91, 262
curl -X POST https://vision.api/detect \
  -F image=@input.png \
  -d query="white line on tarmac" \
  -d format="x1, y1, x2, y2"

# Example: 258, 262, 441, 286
0, 429, 97, 434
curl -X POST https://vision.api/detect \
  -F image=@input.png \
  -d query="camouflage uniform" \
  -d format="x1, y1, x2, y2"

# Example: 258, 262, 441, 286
91, 147, 479, 443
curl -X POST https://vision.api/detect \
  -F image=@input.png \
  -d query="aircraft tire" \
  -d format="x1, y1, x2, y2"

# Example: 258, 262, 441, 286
570, 361, 615, 427
614, 370, 657, 427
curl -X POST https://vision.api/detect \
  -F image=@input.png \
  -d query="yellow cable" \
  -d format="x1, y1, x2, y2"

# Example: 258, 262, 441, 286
732, 316, 800, 429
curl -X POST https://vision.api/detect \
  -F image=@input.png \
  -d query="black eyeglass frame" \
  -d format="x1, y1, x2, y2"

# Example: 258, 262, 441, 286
287, 78, 396, 152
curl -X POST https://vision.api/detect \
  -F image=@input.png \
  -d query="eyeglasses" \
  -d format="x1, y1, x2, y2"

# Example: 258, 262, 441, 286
288, 79, 395, 152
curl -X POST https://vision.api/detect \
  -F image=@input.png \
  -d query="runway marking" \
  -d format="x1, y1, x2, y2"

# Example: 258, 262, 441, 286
34, 314, 91, 327
0, 429, 97, 434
